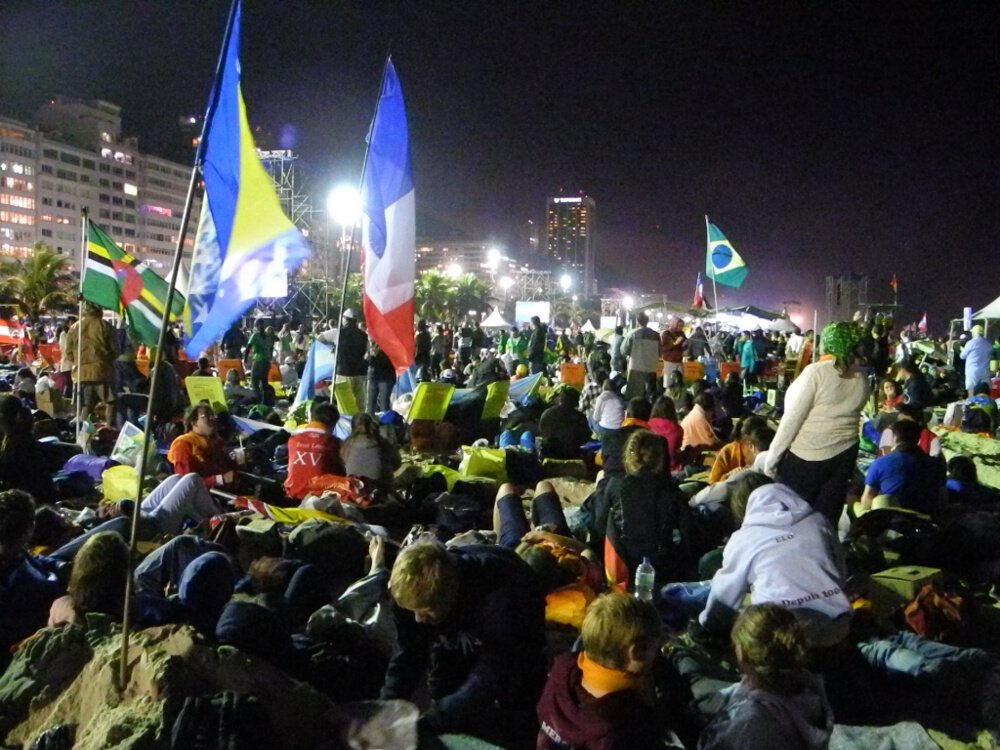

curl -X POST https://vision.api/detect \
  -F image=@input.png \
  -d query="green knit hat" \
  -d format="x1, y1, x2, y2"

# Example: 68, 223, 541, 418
820, 322, 865, 359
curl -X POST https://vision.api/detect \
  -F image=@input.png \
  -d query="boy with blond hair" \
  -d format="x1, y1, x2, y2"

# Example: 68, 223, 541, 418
537, 592, 665, 749
381, 541, 546, 743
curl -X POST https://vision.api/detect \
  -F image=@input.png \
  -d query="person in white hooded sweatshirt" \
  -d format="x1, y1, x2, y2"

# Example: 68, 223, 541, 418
699, 473, 851, 649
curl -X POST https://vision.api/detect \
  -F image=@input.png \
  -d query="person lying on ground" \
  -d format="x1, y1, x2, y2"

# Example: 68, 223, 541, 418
492, 480, 604, 597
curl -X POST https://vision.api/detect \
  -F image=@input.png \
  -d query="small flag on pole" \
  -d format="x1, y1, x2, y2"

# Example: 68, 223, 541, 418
705, 219, 748, 289
693, 272, 704, 309
183, 0, 310, 359
890, 274, 898, 293
918, 312, 928, 334
361, 59, 415, 373
82, 220, 184, 346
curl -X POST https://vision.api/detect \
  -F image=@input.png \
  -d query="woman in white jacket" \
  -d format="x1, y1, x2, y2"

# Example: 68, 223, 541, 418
699, 474, 851, 649
764, 321, 870, 524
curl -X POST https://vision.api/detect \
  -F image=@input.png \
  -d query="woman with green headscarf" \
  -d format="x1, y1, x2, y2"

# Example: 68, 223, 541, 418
763, 321, 870, 524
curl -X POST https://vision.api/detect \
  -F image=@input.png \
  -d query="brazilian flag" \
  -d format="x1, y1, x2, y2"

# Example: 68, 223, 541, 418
705, 220, 748, 289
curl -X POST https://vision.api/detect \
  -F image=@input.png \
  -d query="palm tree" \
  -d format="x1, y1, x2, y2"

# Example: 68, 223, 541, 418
333, 272, 364, 320
0, 243, 75, 320
449, 273, 490, 326
415, 269, 453, 323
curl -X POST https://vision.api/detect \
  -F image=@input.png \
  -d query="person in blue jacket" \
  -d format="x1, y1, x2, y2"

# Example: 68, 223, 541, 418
0, 489, 65, 669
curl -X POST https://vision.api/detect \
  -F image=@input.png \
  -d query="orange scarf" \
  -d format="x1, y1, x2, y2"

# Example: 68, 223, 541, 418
578, 651, 637, 695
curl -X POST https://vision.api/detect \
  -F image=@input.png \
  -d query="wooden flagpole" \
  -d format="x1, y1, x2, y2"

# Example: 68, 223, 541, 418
74, 210, 87, 441
116, 0, 240, 690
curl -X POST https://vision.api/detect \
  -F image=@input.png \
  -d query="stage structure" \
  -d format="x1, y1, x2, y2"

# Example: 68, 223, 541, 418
250, 149, 349, 323
825, 273, 868, 324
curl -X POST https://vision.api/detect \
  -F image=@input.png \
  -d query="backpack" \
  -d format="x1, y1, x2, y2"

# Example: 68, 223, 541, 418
962, 405, 993, 435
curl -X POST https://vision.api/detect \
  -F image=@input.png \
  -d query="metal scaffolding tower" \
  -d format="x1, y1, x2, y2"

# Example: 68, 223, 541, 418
253, 148, 341, 322
256, 149, 312, 230
825, 274, 868, 323
512, 269, 554, 301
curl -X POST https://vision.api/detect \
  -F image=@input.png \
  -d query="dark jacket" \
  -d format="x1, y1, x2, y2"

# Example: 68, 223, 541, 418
539, 404, 592, 459
598, 423, 650, 474
415, 330, 432, 364
529, 324, 549, 362
338, 324, 369, 377
381, 545, 546, 734
0, 553, 64, 668
536, 652, 662, 750
903, 372, 934, 411
606, 473, 687, 576
367, 346, 397, 384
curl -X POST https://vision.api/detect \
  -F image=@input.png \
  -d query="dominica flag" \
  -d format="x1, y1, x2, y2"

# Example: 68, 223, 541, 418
82, 220, 184, 346
705, 217, 748, 289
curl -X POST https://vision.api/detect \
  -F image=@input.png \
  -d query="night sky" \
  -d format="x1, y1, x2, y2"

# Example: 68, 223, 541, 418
2, 1, 998, 329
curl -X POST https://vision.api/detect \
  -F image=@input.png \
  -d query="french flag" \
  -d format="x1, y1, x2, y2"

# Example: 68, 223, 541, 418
361, 59, 415, 373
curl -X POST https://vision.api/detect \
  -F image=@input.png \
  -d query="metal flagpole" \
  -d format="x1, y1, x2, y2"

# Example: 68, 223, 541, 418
332, 56, 393, 389
74, 210, 88, 442
116, 0, 240, 691
706, 215, 719, 313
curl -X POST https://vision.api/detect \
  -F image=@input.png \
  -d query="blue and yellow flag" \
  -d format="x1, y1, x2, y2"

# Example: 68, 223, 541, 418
705, 219, 748, 289
183, 0, 310, 358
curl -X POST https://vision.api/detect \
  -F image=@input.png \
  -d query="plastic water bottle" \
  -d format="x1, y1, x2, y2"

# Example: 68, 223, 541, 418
634, 557, 656, 602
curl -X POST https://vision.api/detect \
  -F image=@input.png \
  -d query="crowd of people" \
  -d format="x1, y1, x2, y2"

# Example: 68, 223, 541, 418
0, 304, 999, 748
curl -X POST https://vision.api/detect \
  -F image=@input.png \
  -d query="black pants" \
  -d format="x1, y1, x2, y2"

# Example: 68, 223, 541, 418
775, 444, 858, 525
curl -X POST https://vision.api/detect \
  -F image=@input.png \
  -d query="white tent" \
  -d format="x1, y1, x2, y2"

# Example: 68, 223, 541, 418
768, 317, 798, 333
580, 319, 596, 333
481, 308, 511, 328
973, 295, 1000, 320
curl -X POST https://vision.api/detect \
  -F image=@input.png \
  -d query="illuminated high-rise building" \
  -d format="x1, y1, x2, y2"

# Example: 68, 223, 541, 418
545, 193, 595, 296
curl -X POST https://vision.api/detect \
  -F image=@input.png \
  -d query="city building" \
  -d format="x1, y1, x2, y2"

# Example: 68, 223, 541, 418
0, 97, 196, 270
545, 193, 595, 297
414, 238, 523, 282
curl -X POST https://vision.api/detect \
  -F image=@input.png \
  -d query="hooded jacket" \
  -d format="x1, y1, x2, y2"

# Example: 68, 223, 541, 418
536, 652, 662, 750
699, 483, 851, 647
698, 671, 834, 750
